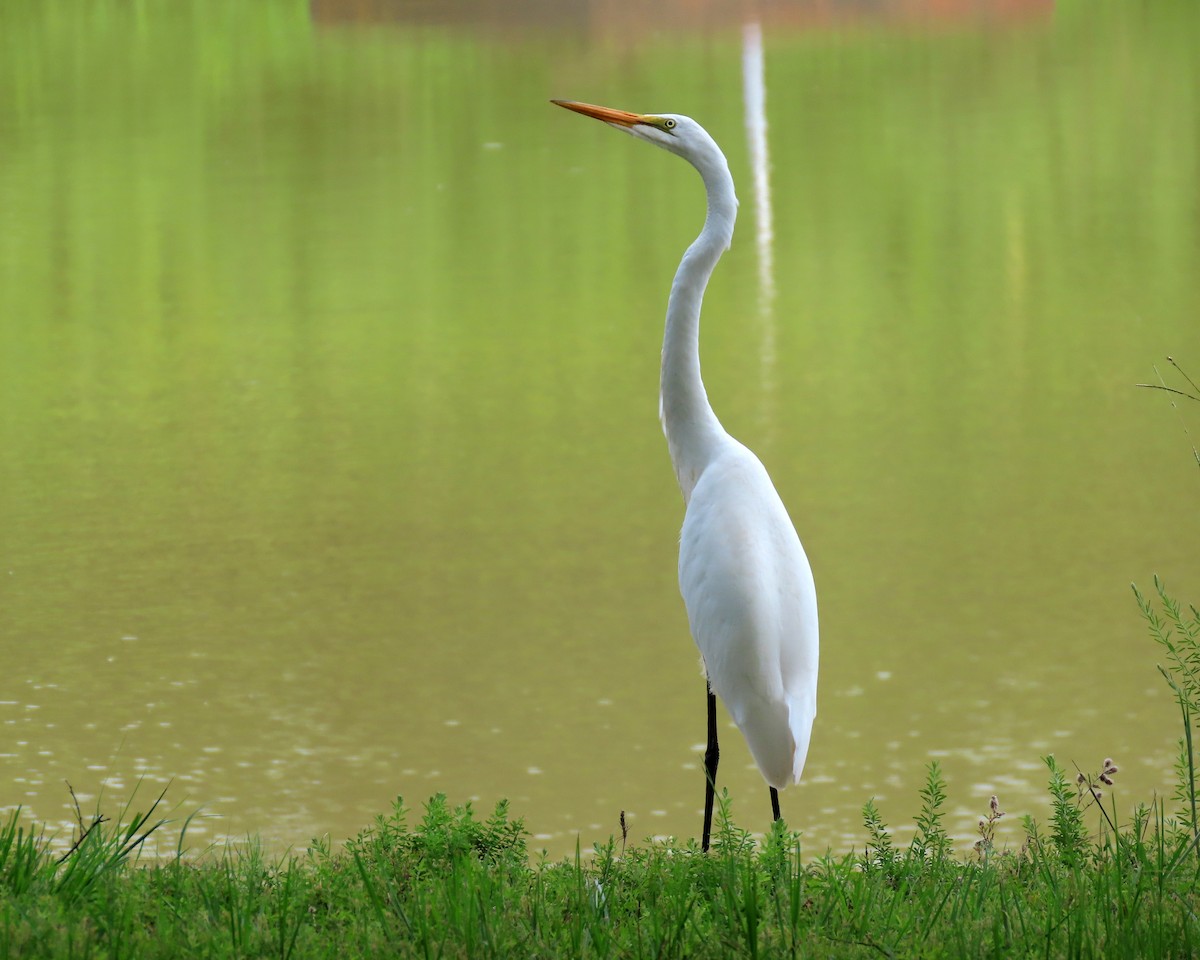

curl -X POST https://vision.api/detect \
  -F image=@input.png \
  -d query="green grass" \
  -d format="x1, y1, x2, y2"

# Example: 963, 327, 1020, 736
3, 781, 1199, 959
3, 582, 1200, 958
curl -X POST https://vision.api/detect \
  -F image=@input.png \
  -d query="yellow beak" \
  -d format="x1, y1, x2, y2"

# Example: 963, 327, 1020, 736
551, 100, 646, 128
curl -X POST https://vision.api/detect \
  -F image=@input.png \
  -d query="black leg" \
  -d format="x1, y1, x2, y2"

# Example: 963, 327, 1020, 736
702, 681, 719, 852
770, 786, 781, 822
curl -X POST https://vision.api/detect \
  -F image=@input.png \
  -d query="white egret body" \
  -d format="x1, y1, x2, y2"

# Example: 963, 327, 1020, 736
552, 100, 818, 850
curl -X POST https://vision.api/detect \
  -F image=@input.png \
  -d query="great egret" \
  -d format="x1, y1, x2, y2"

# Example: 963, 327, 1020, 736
552, 100, 819, 851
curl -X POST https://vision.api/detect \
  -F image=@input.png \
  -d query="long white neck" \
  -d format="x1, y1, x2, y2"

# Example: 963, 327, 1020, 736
660, 149, 738, 503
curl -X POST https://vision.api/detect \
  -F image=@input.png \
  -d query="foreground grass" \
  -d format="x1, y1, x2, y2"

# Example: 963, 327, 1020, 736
2, 779, 1200, 960
3, 581, 1200, 958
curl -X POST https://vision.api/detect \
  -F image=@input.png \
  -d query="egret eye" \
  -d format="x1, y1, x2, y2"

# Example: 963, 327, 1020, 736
664, 119, 677, 130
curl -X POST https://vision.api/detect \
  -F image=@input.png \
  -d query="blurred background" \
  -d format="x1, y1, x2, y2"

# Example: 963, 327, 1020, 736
1, 0, 1198, 856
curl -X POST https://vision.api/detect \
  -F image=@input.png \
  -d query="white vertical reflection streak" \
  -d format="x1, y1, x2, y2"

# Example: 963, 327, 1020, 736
741, 21, 777, 418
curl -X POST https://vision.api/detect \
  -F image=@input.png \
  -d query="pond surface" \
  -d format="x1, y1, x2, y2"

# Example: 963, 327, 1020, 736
2, 1, 1199, 856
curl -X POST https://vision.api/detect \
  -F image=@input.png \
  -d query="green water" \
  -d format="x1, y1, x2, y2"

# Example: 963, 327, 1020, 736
1, 1, 1198, 854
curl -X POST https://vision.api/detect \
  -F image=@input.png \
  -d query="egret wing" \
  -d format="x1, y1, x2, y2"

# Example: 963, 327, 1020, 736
678, 445, 818, 788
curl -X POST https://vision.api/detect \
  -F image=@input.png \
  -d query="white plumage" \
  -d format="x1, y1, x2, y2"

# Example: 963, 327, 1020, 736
680, 442, 818, 789
553, 100, 819, 848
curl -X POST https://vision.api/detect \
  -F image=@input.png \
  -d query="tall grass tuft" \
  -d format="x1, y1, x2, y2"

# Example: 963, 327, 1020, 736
1135, 576, 1200, 840
1041, 754, 1090, 866
0, 782, 175, 909
911, 759, 952, 866
1138, 355, 1200, 470
0, 809, 53, 896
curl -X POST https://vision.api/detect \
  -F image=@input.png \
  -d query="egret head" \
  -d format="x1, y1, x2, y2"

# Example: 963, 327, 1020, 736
551, 99, 724, 173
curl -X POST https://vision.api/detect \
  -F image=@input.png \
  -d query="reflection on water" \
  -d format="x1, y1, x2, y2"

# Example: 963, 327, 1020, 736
740, 19, 779, 437
742, 20, 775, 327
1, 1, 1198, 856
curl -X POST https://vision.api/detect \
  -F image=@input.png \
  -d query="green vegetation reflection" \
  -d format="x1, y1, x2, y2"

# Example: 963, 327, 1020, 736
1, 0, 1198, 855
